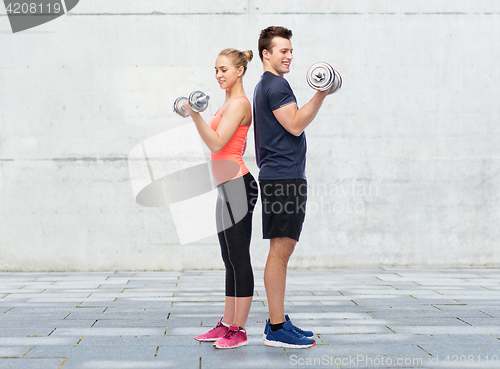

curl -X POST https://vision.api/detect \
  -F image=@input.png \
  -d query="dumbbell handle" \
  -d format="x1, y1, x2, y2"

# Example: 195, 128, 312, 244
195, 95, 210, 104
179, 95, 210, 108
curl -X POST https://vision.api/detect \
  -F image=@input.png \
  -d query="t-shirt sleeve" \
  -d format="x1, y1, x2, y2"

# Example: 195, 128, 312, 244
268, 78, 296, 112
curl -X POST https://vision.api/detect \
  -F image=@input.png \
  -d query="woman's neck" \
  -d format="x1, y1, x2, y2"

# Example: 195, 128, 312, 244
225, 82, 245, 100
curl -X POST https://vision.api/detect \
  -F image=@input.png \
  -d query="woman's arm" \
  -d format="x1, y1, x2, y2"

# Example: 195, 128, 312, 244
183, 98, 248, 154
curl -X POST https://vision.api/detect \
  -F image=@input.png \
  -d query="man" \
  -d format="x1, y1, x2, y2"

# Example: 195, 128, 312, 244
253, 26, 329, 348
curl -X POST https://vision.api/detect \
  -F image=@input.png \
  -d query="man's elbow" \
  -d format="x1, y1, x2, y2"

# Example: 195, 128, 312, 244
280, 115, 303, 136
288, 126, 303, 137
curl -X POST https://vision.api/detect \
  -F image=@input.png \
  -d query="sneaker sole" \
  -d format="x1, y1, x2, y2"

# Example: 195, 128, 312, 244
264, 338, 316, 349
213, 340, 249, 349
194, 337, 219, 342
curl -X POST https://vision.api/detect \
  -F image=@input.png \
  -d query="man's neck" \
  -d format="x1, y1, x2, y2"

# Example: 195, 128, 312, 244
263, 64, 283, 77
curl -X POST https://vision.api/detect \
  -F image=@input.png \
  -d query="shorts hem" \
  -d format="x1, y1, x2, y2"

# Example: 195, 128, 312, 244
262, 233, 300, 242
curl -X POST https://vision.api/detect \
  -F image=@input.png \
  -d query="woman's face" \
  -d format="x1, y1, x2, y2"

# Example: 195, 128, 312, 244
215, 55, 242, 90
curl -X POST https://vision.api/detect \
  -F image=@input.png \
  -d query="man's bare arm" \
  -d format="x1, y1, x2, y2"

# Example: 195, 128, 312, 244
273, 90, 329, 136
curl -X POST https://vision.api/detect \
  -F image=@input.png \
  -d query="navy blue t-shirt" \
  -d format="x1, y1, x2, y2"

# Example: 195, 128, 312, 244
253, 72, 307, 181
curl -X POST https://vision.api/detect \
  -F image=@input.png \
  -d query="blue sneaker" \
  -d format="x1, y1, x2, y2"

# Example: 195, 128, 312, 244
263, 316, 314, 339
263, 319, 270, 340
264, 320, 316, 348
285, 314, 314, 337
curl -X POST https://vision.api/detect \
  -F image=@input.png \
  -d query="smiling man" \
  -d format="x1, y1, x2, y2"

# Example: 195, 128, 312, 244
253, 26, 329, 348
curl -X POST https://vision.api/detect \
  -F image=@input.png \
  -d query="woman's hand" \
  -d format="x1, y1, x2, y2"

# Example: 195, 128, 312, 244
182, 100, 198, 118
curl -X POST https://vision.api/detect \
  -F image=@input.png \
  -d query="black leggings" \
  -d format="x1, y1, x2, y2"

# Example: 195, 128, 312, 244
216, 172, 258, 297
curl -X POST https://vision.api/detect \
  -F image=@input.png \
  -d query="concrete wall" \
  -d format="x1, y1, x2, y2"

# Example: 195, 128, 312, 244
1, 1, 499, 271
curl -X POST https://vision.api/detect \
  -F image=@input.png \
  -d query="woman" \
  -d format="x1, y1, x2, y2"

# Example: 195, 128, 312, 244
182, 48, 257, 349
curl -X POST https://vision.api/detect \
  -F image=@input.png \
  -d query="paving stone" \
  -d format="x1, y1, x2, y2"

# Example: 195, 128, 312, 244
317, 333, 496, 346
369, 308, 494, 319
476, 307, 500, 317
290, 312, 371, 320
416, 343, 500, 358
62, 309, 108, 320
24, 345, 157, 360
51, 327, 166, 337
0, 327, 58, 337
454, 299, 500, 306
1, 269, 500, 368
0, 319, 98, 329
154, 343, 213, 367
76, 334, 199, 347
93, 319, 167, 328
383, 318, 472, 327
3, 308, 77, 320
201, 345, 290, 369
0, 336, 76, 345
285, 300, 326, 306
308, 325, 392, 335
458, 318, 500, 326
0, 345, 33, 357
0, 358, 67, 369
96, 313, 168, 322
386, 325, 500, 335
10, 302, 83, 309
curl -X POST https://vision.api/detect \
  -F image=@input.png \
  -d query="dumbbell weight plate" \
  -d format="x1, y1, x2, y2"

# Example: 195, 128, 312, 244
173, 96, 190, 118
189, 90, 210, 113
328, 69, 342, 95
306, 62, 335, 91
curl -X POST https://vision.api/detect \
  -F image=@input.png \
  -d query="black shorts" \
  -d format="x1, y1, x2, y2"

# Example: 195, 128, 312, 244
259, 179, 307, 241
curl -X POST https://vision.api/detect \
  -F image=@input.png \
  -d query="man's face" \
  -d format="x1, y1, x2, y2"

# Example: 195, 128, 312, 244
264, 37, 293, 76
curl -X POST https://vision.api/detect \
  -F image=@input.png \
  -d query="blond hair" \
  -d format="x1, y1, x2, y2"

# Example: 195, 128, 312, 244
218, 48, 253, 75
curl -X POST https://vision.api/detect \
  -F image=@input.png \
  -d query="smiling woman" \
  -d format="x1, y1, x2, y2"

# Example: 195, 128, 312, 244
216, 48, 253, 90
181, 47, 258, 350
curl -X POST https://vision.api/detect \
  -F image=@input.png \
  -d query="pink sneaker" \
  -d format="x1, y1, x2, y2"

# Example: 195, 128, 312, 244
195, 320, 229, 341
213, 324, 248, 349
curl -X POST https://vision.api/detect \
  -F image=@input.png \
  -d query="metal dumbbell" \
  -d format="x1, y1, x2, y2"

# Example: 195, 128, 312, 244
173, 90, 210, 118
306, 62, 342, 95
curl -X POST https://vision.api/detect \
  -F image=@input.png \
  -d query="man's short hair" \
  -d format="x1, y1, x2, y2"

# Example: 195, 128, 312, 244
258, 26, 293, 61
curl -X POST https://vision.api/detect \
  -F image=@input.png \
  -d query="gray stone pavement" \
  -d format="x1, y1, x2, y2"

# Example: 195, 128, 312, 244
1, 269, 500, 369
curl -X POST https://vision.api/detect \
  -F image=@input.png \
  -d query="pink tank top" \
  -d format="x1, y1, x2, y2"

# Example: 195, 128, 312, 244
209, 95, 251, 185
